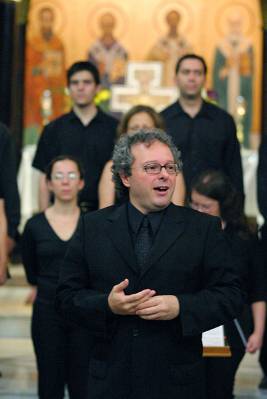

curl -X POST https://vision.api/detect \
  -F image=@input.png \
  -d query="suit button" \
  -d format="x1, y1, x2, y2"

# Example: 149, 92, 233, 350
133, 328, 139, 337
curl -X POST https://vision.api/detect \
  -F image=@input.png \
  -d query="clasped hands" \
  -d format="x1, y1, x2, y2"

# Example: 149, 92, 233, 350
108, 278, 179, 321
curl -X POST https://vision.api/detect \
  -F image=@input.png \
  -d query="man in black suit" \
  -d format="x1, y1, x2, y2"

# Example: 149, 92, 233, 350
56, 130, 243, 399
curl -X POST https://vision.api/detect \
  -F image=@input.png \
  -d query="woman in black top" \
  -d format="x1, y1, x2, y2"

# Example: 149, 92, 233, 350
22, 155, 91, 399
190, 170, 266, 399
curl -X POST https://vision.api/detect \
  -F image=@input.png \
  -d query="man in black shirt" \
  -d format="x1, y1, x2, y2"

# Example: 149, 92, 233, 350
161, 54, 244, 198
0, 123, 20, 256
33, 61, 118, 211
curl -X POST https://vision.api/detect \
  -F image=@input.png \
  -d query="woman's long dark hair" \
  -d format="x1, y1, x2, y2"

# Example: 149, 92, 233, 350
191, 170, 249, 237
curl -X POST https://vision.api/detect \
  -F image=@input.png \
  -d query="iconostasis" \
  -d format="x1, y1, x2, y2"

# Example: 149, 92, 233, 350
23, 0, 262, 148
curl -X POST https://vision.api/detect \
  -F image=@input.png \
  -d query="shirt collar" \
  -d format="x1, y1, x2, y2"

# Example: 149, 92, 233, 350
127, 202, 166, 236
196, 100, 214, 119
169, 99, 214, 120
68, 107, 104, 124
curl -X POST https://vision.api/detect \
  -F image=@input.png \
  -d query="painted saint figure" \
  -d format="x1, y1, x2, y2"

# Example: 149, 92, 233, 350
24, 7, 66, 144
212, 14, 253, 148
147, 10, 192, 86
88, 12, 128, 88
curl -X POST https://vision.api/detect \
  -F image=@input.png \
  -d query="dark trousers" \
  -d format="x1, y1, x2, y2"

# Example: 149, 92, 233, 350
32, 301, 91, 399
203, 346, 245, 399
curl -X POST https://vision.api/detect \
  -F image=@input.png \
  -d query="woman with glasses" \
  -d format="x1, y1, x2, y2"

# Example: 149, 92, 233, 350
22, 155, 91, 399
190, 169, 266, 399
98, 104, 186, 208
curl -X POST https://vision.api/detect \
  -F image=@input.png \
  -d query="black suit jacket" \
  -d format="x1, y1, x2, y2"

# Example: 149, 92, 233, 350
56, 203, 244, 399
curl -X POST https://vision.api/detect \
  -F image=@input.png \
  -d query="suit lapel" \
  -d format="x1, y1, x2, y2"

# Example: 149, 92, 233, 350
104, 204, 138, 274
103, 203, 186, 276
140, 204, 185, 277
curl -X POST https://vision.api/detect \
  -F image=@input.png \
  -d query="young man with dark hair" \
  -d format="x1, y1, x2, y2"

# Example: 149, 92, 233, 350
66, 61, 100, 86
161, 53, 244, 198
175, 53, 208, 75
33, 61, 118, 212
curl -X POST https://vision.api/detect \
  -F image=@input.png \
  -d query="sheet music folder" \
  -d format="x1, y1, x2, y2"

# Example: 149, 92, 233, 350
202, 325, 231, 357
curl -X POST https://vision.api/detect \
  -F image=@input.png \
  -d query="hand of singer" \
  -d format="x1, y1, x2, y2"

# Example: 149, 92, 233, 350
108, 279, 156, 315
135, 295, 180, 320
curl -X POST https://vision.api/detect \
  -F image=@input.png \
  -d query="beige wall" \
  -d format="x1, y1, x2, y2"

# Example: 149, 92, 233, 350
27, 0, 262, 133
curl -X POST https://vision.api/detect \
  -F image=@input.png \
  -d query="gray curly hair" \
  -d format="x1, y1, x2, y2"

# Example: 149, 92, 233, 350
111, 129, 182, 199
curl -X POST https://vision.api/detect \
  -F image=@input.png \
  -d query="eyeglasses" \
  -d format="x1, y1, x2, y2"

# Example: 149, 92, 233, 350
143, 162, 178, 175
51, 172, 79, 181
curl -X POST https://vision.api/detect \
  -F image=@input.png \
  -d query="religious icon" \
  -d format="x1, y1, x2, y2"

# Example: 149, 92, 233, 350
147, 9, 192, 86
24, 6, 66, 145
212, 13, 253, 148
111, 62, 178, 113
88, 12, 128, 89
